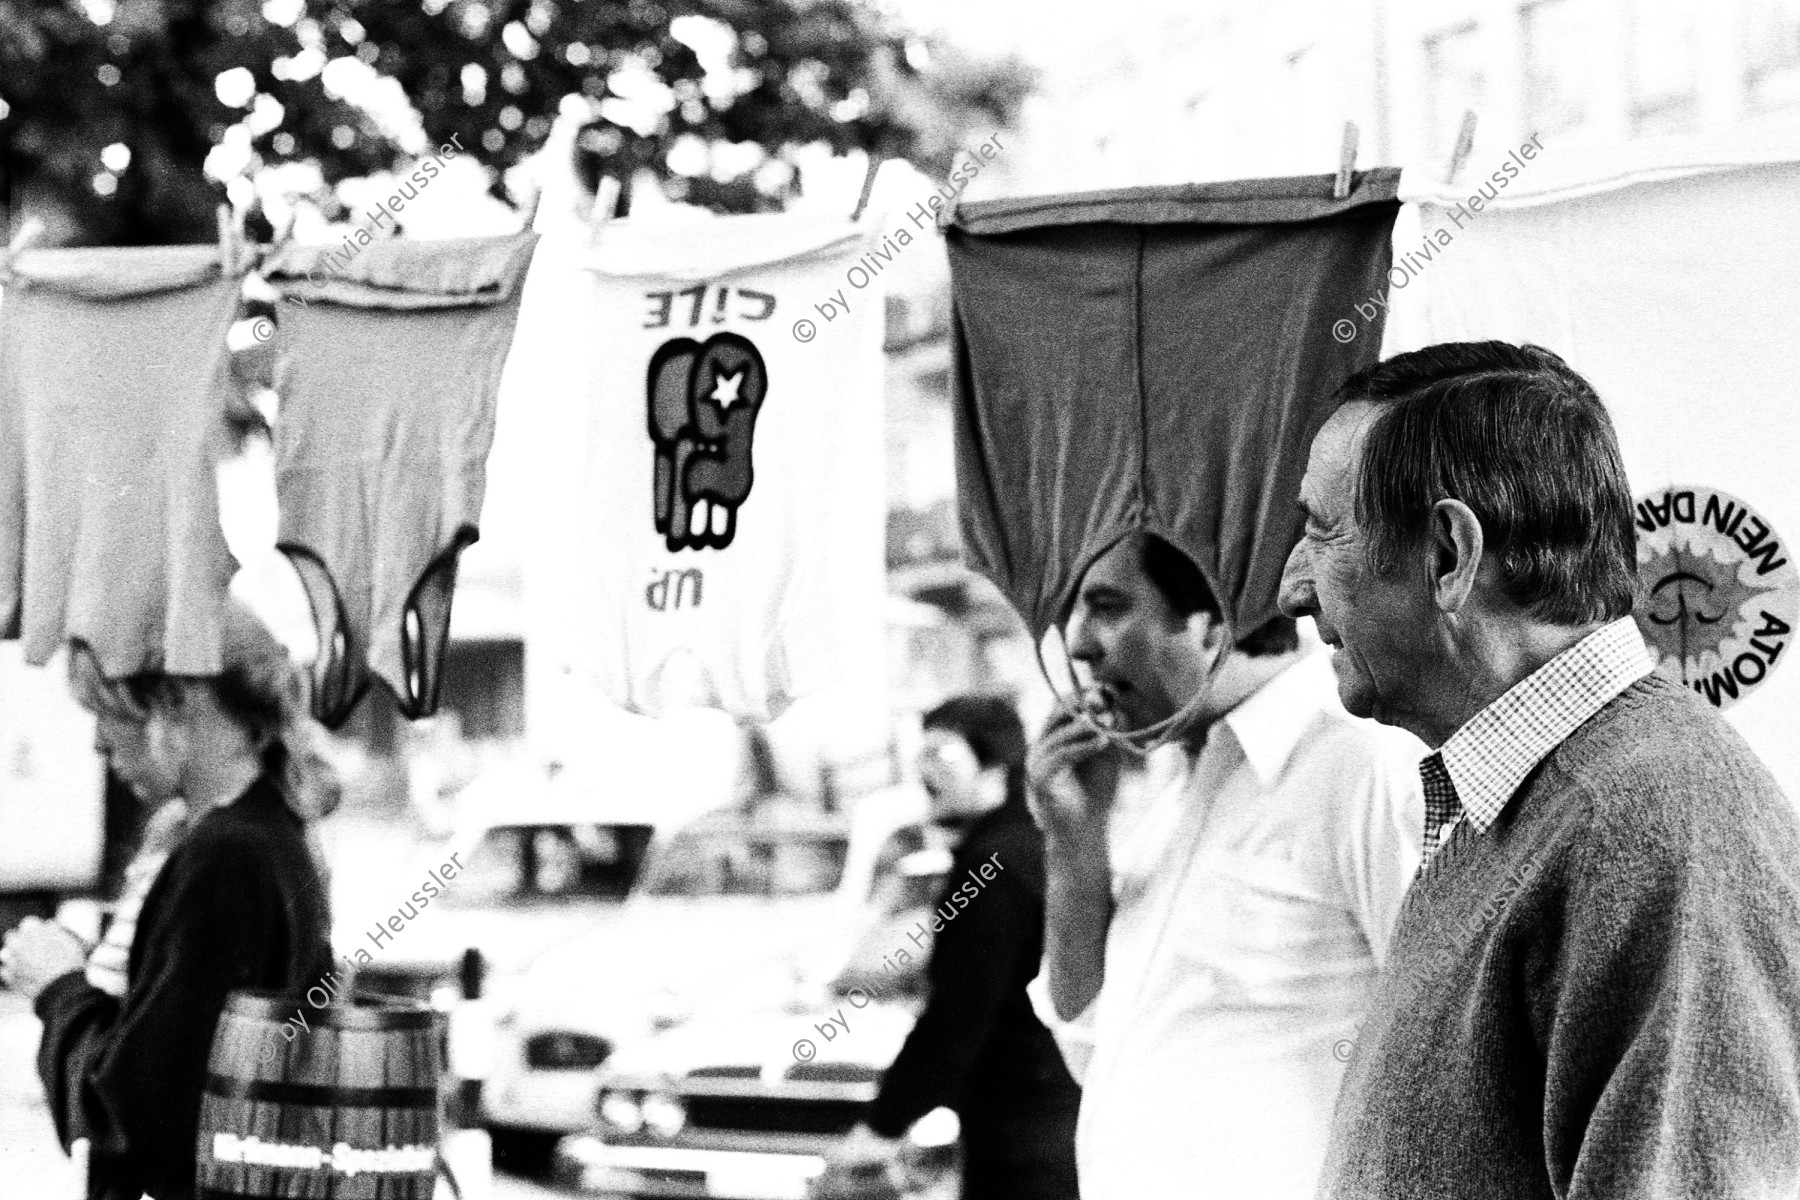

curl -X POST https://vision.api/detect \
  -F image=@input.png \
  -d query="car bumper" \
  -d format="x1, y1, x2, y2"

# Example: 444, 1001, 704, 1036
482, 1066, 604, 1134
554, 1135, 872, 1200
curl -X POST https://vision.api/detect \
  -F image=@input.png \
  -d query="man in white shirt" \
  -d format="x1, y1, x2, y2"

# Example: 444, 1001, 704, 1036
1027, 530, 1422, 1199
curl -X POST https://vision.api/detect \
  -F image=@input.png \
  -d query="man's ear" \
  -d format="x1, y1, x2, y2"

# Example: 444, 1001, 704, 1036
1186, 608, 1231, 654
1430, 499, 1484, 614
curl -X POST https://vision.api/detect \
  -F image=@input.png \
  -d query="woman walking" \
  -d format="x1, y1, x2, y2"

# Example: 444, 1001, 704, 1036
0, 601, 336, 1200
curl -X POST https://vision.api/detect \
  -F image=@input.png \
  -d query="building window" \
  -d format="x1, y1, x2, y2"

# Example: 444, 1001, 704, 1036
1745, 0, 1800, 113
1628, 0, 1699, 134
1423, 23, 1487, 158
1521, 0, 1594, 136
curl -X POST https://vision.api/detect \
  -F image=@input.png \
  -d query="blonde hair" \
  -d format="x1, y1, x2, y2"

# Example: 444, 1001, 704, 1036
66, 599, 341, 823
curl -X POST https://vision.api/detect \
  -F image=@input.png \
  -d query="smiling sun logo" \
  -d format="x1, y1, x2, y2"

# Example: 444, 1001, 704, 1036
1633, 486, 1797, 710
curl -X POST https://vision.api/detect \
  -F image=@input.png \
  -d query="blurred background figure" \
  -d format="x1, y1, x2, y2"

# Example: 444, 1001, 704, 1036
820, 695, 1079, 1200
0, 601, 336, 1200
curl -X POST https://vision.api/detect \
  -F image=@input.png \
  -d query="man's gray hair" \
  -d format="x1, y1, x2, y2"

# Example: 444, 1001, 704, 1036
1336, 340, 1637, 626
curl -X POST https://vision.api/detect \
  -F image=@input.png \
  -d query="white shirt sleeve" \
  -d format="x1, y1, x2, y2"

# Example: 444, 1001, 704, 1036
1336, 726, 1426, 969
1027, 970, 1098, 1083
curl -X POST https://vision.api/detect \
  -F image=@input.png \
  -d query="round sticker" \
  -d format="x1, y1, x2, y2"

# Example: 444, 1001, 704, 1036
1633, 486, 1797, 711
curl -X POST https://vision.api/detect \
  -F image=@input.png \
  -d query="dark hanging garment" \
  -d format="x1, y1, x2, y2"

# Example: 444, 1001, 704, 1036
945, 171, 1401, 642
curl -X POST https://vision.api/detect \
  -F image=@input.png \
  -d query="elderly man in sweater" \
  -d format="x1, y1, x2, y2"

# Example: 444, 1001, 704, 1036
1280, 339, 1800, 1200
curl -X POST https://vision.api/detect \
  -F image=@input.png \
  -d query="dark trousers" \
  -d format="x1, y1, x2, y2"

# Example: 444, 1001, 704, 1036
961, 1152, 1081, 1200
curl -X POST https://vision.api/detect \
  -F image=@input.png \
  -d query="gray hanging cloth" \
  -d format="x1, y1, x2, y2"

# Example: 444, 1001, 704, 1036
262, 232, 538, 726
0, 245, 241, 677
945, 170, 1401, 643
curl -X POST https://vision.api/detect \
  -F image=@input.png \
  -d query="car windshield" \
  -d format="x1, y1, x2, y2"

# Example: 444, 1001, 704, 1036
450, 823, 656, 904
641, 826, 850, 898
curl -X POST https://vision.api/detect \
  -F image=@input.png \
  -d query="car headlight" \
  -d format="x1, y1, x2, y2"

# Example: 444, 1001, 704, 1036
598, 1090, 643, 1134
640, 1092, 686, 1138
907, 1106, 959, 1149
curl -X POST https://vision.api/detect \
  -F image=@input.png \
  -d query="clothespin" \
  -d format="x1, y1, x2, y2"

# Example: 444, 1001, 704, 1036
268, 205, 298, 258
587, 175, 621, 252
232, 199, 253, 271
936, 190, 960, 232
6, 216, 43, 257
851, 154, 882, 223
933, 154, 971, 232
217, 203, 239, 275
1445, 110, 1479, 184
1333, 121, 1360, 200
0, 215, 45, 280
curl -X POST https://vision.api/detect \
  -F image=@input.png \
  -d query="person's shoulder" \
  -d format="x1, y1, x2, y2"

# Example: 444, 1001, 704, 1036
972, 806, 1044, 861
174, 780, 306, 869
1556, 673, 1787, 811
1546, 674, 1795, 868
963, 807, 1047, 890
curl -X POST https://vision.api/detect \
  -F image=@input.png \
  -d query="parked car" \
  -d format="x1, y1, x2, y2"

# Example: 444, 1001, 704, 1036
479, 787, 933, 1163
547, 843, 961, 1200
331, 760, 712, 1003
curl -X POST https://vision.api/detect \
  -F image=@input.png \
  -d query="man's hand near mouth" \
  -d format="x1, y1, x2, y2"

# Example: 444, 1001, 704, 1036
1028, 703, 1122, 1021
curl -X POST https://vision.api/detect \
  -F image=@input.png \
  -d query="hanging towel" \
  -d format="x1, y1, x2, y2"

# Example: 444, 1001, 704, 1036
945, 171, 1402, 645
522, 216, 886, 721
1381, 158, 1800, 799
0, 245, 240, 676
262, 233, 538, 726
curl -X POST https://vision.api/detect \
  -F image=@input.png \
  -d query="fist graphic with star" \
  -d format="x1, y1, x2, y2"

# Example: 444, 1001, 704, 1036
646, 332, 769, 551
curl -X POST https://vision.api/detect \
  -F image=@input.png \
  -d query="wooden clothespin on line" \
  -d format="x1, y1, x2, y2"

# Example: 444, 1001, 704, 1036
851, 154, 882, 223
0, 215, 45, 280
6, 216, 44, 257
217, 202, 248, 276
1445, 110, 1479, 185
267, 205, 298, 259
935, 152, 970, 233
1333, 121, 1360, 200
587, 175, 622, 252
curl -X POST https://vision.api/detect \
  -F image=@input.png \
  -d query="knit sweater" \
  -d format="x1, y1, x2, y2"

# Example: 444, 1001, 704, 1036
1321, 672, 1800, 1200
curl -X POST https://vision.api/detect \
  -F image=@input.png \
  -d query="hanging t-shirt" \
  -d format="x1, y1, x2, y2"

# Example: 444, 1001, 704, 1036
1381, 156, 1800, 800
523, 216, 885, 721
945, 172, 1402, 644
0, 246, 241, 676
262, 233, 538, 726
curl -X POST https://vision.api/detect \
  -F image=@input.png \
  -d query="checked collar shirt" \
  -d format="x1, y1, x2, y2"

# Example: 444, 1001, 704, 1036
1418, 617, 1655, 874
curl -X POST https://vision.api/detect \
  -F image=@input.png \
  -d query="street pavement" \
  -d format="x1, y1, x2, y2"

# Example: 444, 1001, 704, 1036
0, 992, 566, 1200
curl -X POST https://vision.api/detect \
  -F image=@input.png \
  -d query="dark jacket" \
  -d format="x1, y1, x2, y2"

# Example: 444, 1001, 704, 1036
35, 774, 332, 1200
865, 793, 1080, 1162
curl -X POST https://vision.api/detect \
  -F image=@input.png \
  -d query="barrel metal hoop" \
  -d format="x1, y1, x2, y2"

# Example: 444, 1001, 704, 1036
204, 1072, 438, 1108
223, 988, 440, 1030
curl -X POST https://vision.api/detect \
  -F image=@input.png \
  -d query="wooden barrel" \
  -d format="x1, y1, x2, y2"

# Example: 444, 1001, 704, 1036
196, 990, 443, 1199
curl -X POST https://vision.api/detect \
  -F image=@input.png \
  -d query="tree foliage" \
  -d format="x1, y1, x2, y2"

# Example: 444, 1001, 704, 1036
0, 0, 1034, 245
